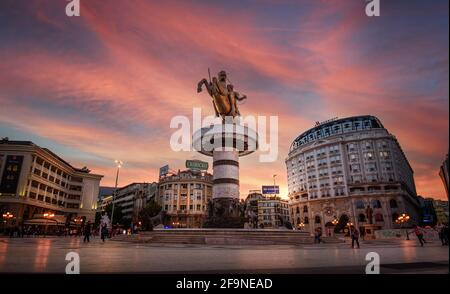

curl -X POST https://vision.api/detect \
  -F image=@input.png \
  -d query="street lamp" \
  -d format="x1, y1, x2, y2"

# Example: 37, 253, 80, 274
43, 212, 55, 236
298, 222, 305, 230
2, 212, 14, 220
332, 218, 338, 226
396, 213, 410, 240
346, 221, 353, 237
272, 174, 277, 199
110, 160, 123, 234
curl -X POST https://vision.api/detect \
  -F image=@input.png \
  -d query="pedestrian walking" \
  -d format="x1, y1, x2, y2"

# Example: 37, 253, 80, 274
412, 225, 426, 247
314, 227, 322, 244
83, 221, 92, 243
101, 224, 108, 242
351, 228, 360, 249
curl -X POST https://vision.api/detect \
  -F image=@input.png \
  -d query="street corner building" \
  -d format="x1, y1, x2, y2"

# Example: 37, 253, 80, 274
158, 169, 213, 228
0, 139, 103, 227
286, 115, 421, 236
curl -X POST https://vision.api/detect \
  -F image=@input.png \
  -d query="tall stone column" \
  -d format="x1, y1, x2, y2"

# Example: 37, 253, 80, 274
212, 150, 239, 199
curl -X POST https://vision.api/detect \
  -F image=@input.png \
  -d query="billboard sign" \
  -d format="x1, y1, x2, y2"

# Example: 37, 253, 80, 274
262, 185, 279, 195
186, 160, 208, 171
159, 165, 169, 177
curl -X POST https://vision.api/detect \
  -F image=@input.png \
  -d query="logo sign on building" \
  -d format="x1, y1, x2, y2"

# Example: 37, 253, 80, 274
0, 155, 24, 194
262, 185, 279, 195
159, 165, 169, 177
186, 160, 208, 171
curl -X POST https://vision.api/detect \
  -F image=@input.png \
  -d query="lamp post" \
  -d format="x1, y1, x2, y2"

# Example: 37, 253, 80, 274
2, 212, 14, 230
272, 174, 277, 199
396, 213, 410, 240
43, 212, 55, 237
110, 160, 123, 234
298, 222, 305, 230
346, 221, 354, 238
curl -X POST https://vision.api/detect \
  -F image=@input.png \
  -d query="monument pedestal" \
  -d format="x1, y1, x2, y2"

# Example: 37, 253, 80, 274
363, 224, 381, 240
193, 122, 258, 228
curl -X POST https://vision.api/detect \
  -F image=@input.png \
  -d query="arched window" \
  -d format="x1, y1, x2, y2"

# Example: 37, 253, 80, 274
303, 205, 308, 213
296, 207, 300, 214
372, 200, 382, 208
392, 213, 399, 222
358, 213, 366, 222
375, 213, 384, 222
304, 217, 309, 224
296, 217, 301, 224
315, 215, 321, 224
389, 199, 398, 209
356, 200, 365, 209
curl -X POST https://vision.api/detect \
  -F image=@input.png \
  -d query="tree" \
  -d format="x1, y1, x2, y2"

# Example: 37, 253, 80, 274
138, 200, 162, 231
105, 203, 123, 226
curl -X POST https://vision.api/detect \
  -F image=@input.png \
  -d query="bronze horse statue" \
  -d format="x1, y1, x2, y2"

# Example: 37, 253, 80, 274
197, 70, 247, 120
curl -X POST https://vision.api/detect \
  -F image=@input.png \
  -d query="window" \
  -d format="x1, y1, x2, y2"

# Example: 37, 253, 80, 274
364, 152, 374, 160
350, 164, 360, 173
296, 207, 300, 214
304, 217, 309, 224
379, 151, 390, 159
303, 205, 308, 213
314, 215, 321, 224
356, 200, 365, 209
389, 199, 398, 209
372, 200, 382, 208
366, 162, 377, 172
358, 213, 366, 222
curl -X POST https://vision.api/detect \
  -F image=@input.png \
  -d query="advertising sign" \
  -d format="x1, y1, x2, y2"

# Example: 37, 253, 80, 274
159, 165, 169, 177
186, 160, 208, 170
262, 185, 279, 195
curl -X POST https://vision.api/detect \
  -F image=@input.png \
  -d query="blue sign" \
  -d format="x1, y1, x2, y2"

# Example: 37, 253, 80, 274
262, 185, 279, 195
159, 165, 169, 176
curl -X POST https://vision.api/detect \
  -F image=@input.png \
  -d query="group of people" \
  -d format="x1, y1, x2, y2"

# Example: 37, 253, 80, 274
82, 222, 110, 243
411, 223, 449, 247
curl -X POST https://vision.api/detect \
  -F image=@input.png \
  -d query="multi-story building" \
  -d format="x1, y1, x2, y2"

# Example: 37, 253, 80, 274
244, 190, 265, 228
158, 169, 212, 228
418, 196, 438, 226
114, 182, 158, 222
97, 186, 115, 211
439, 153, 449, 200
286, 116, 421, 235
433, 199, 449, 225
0, 139, 103, 223
257, 197, 290, 229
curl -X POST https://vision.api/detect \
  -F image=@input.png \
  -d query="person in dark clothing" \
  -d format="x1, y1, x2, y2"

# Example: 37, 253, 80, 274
83, 221, 92, 243
413, 225, 426, 247
351, 228, 360, 249
101, 224, 108, 242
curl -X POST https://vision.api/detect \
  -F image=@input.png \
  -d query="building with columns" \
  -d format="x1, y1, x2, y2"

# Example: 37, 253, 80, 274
158, 169, 213, 228
286, 116, 421, 235
0, 139, 103, 224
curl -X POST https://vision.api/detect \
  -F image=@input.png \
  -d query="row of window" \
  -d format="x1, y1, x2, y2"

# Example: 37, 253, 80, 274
27, 191, 80, 208
163, 204, 205, 211
32, 168, 82, 192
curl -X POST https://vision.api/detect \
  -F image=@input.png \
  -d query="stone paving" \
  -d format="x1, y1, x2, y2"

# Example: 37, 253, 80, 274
0, 236, 448, 274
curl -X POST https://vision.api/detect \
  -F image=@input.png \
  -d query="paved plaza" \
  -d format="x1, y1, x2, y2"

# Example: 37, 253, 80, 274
0, 236, 448, 274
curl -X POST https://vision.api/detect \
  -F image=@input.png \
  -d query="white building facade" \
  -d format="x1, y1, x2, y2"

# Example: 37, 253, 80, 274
0, 139, 103, 223
114, 182, 158, 222
286, 116, 421, 235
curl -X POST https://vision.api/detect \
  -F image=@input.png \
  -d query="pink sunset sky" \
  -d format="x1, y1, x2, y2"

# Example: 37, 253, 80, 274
0, 0, 448, 200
